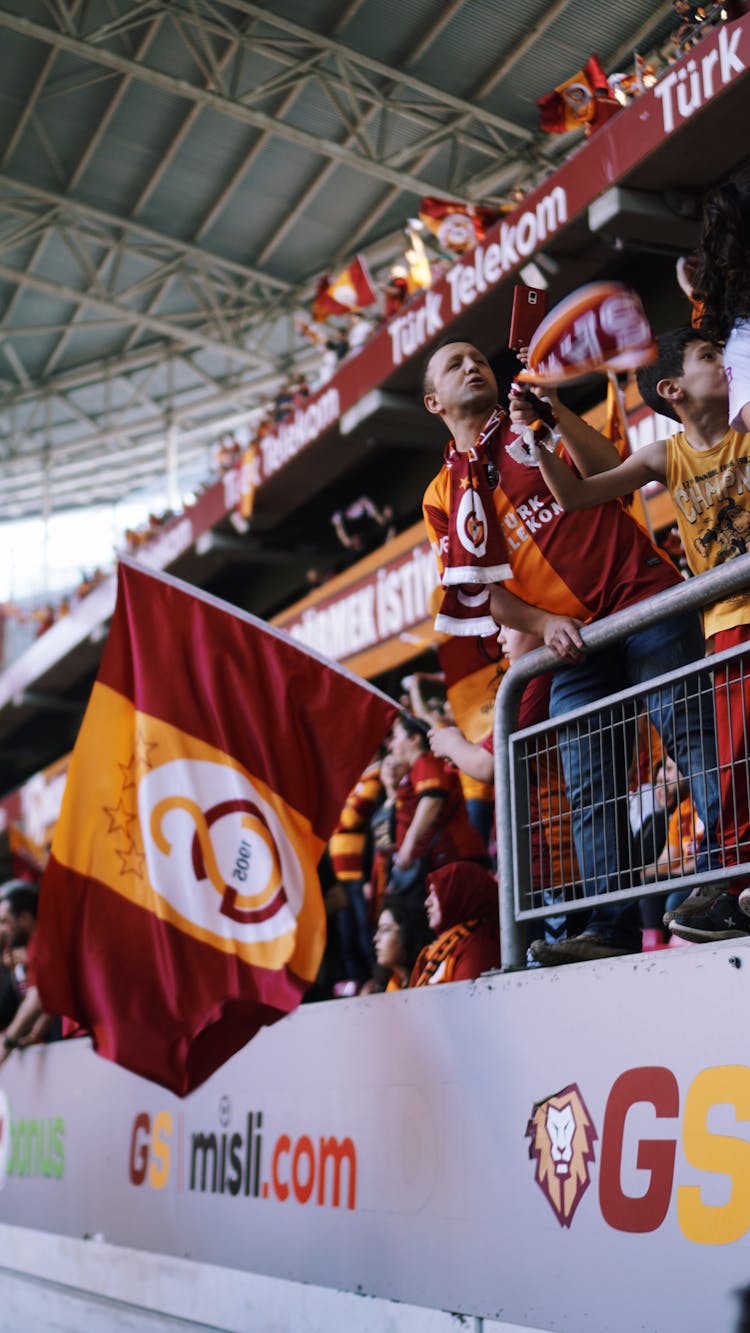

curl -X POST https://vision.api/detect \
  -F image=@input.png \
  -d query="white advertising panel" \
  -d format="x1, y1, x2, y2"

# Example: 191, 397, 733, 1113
0, 941, 749, 1332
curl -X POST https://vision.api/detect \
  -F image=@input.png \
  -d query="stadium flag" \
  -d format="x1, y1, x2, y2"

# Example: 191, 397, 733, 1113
537, 54, 611, 133
311, 255, 377, 320
418, 197, 501, 254
37, 560, 397, 1096
603, 371, 651, 531
239, 439, 260, 520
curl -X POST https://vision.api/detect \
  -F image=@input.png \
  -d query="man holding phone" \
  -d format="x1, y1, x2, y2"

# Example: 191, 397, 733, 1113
420, 336, 720, 963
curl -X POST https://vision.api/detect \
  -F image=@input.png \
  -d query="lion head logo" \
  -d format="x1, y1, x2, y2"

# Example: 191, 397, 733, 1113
526, 1083, 597, 1227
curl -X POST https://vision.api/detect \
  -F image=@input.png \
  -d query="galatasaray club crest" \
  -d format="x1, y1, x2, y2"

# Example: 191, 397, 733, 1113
526, 1083, 597, 1227
139, 758, 302, 946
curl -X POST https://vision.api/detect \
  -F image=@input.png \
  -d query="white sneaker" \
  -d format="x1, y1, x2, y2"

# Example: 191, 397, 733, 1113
662, 883, 718, 927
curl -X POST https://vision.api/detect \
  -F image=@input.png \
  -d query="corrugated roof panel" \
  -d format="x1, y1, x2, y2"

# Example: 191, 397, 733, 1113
282, 77, 375, 145
406, 0, 542, 102
252, 0, 342, 36
67, 86, 211, 219
337, 0, 449, 67
212, 146, 338, 274
126, 116, 265, 239
274, 166, 391, 276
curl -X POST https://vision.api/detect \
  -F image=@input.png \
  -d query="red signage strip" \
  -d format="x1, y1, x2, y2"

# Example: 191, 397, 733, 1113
162, 8, 750, 510
273, 522, 440, 673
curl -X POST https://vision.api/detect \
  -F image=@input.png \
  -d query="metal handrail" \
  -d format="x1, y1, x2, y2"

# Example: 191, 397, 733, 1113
493, 551, 750, 968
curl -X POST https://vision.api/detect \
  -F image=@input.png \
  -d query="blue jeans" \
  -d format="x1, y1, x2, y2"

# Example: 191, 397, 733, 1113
549, 612, 720, 946
335, 880, 375, 982
466, 797, 494, 849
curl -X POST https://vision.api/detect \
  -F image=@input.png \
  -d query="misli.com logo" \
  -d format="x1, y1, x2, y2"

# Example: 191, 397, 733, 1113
0, 1094, 65, 1187
129, 1097, 357, 1210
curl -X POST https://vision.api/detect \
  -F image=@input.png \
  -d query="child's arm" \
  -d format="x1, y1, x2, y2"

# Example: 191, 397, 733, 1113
429, 726, 494, 782
538, 438, 667, 511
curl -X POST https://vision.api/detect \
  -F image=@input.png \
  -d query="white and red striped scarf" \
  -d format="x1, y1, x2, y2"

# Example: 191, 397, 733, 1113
434, 407, 510, 637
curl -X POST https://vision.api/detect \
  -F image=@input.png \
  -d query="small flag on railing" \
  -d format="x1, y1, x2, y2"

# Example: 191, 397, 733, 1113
37, 561, 396, 1095
603, 371, 650, 530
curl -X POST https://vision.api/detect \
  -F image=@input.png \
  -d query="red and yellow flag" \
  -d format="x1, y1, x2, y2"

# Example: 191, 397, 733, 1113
418, 197, 501, 254
311, 256, 377, 321
537, 55, 611, 133
239, 438, 260, 520
517, 281, 656, 387
37, 561, 396, 1095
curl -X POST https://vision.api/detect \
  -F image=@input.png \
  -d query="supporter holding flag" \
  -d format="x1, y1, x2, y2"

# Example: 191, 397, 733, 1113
418, 198, 501, 256
537, 55, 619, 136
36, 561, 397, 1094
311, 255, 377, 321
519, 324, 750, 943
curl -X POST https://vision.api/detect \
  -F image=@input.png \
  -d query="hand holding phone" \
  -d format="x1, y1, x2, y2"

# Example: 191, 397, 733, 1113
509, 284, 548, 351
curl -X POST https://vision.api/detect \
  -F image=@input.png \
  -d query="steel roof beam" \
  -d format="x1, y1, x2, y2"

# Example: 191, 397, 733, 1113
0, 12, 494, 199
0, 175, 290, 293
202, 0, 531, 141
0, 258, 269, 369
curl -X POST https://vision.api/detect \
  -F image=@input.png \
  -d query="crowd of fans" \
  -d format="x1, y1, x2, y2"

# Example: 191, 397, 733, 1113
316, 591, 715, 999
3, 18, 750, 1060
3, 12, 727, 668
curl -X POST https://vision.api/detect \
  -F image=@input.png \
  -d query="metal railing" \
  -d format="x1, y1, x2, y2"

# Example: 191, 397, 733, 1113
494, 552, 750, 969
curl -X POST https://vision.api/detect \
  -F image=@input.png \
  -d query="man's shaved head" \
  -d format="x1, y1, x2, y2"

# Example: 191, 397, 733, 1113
422, 338, 476, 395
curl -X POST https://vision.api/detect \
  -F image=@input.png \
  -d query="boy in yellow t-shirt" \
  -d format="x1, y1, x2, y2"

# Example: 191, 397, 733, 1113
515, 327, 750, 943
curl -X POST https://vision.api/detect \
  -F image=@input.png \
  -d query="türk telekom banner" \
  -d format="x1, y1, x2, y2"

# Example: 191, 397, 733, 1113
243, 8, 750, 490
1, 940, 749, 1330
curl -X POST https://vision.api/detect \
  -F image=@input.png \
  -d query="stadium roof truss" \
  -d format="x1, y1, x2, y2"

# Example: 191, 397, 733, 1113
0, 0, 676, 521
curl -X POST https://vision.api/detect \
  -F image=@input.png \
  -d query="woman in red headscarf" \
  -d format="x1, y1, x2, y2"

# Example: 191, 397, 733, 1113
410, 861, 500, 986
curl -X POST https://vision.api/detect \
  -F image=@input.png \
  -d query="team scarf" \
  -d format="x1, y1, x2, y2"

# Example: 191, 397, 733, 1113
433, 407, 511, 637
516, 281, 656, 386
411, 919, 485, 986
